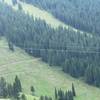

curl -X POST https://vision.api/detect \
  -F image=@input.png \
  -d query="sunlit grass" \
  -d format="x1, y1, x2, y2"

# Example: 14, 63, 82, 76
0, 38, 100, 100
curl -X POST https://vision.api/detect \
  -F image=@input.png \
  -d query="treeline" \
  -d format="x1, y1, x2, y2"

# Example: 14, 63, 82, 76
40, 83, 76, 100
0, 76, 35, 100
0, 2, 100, 87
0, 76, 22, 99
0, 76, 76, 100
63, 58, 100, 87
24, 0, 100, 35
54, 84, 76, 100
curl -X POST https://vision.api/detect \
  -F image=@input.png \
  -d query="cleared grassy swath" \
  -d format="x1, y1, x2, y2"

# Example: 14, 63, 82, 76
0, 38, 100, 100
3, 0, 93, 37
3, 0, 69, 29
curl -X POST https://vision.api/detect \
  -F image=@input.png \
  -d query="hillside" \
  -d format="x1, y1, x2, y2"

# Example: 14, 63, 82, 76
3, 0, 93, 37
24, 0, 100, 35
0, 0, 100, 100
0, 38, 100, 100
1, 0, 100, 87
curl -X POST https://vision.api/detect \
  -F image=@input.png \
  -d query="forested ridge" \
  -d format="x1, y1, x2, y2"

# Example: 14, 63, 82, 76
0, 1, 100, 88
24, 0, 100, 35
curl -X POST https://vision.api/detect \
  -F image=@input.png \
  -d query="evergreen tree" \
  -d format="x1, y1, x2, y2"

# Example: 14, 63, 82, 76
55, 88, 58, 99
72, 83, 76, 96
48, 97, 52, 100
85, 65, 94, 84
30, 86, 35, 95
8, 41, 14, 51
45, 96, 49, 100
2, 86, 8, 98
21, 94, 27, 100
69, 91, 74, 100
58, 89, 64, 100
0, 77, 7, 98
13, 76, 22, 98
40, 95, 44, 100
7, 84, 13, 97
65, 91, 68, 100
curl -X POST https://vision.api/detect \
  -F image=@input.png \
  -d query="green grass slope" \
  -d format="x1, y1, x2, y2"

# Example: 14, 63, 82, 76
0, 38, 100, 100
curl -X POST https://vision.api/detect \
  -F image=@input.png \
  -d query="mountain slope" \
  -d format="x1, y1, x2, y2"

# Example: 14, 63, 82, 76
0, 38, 100, 100
24, 0, 100, 35
0, 0, 100, 100
3, 0, 93, 37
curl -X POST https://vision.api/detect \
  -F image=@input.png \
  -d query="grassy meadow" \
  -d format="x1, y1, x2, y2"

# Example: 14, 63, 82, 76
0, 39, 100, 100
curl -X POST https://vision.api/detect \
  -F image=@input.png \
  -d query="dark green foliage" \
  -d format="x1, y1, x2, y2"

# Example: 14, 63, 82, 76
65, 91, 68, 100
21, 94, 27, 100
39, 95, 52, 100
67, 91, 74, 100
40, 96, 44, 100
7, 84, 13, 97
72, 83, 76, 97
0, 2, 100, 87
63, 58, 88, 78
8, 41, 14, 51
48, 97, 52, 100
54, 88, 75, 100
55, 88, 57, 99
30, 86, 35, 95
0, 76, 22, 99
58, 89, 64, 100
13, 76, 22, 98
45, 96, 49, 100
24, 0, 100, 35
0, 77, 76, 100
85, 65, 100, 87
0, 77, 7, 98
